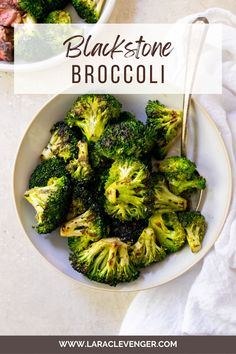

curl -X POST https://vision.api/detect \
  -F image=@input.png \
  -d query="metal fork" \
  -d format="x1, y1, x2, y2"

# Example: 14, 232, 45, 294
181, 16, 209, 211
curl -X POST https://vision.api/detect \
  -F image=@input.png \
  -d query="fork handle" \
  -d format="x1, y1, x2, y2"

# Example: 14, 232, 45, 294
181, 17, 209, 157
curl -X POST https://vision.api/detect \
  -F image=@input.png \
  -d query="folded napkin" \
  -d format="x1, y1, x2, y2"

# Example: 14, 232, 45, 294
120, 8, 236, 335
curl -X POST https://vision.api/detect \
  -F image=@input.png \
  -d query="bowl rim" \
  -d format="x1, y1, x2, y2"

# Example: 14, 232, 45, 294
12, 93, 233, 292
0, 0, 117, 72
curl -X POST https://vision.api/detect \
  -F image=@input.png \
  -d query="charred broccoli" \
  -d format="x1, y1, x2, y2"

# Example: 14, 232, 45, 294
60, 206, 106, 235
178, 211, 207, 253
149, 211, 186, 253
61, 206, 107, 253
66, 182, 93, 220
152, 173, 187, 211
24, 176, 71, 234
29, 157, 69, 188
45, 10, 72, 23
110, 219, 147, 245
65, 94, 122, 142
94, 115, 153, 160
159, 156, 206, 195
90, 168, 110, 207
70, 238, 139, 286
24, 95, 209, 287
66, 141, 93, 182
104, 159, 151, 221
89, 143, 112, 169
146, 100, 183, 159
60, 207, 106, 236
41, 121, 78, 162
130, 227, 166, 267
71, 0, 105, 23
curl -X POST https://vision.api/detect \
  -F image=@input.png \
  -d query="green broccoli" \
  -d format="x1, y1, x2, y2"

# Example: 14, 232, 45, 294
159, 156, 206, 195
149, 211, 186, 253
29, 158, 69, 188
130, 227, 166, 267
41, 121, 78, 162
61, 206, 106, 237
167, 173, 206, 196
146, 100, 183, 159
152, 173, 187, 211
89, 143, 112, 170
44, 0, 70, 13
159, 156, 196, 179
104, 159, 151, 221
45, 10, 72, 24
60, 207, 107, 253
18, 0, 46, 19
66, 141, 93, 182
109, 219, 147, 245
89, 168, 110, 207
94, 115, 153, 160
66, 182, 93, 220
178, 211, 207, 253
24, 176, 71, 234
70, 238, 139, 286
71, 0, 105, 23
65, 94, 122, 142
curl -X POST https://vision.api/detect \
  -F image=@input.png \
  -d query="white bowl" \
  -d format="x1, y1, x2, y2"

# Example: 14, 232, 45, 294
13, 94, 232, 291
0, 0, 116, 72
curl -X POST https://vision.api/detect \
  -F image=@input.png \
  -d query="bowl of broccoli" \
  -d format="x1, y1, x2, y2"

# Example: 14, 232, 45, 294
0, 0, 117, 71
13, 93, 232, 291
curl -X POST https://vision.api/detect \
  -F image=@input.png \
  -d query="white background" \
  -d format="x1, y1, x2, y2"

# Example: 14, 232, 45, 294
0, 0, 236, 335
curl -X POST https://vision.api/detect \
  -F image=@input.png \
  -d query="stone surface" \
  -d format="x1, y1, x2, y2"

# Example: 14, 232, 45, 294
0, 0, 235, 335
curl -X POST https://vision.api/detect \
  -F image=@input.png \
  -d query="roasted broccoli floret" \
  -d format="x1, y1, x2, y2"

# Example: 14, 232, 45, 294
94, 115, 153, 160
66, 182, 93, 220
152, 173, 187, 211
70, 238, 139, 286
110, 219, 147, 245
159, 156, 196, 179
90, 168, 110, 207
60, 207, 107, 249
24, 176, 71, 234
41, 121, 78, 162
18, 0, 45, 19
62, 206, 107, 256
167, 173, 206, 196
149, 211, 186, 253
178, 211, 207, 253
29, 158, 69, 188
130, 227, 166, 267
104, 159, 151, 221
146, 100, 183, 159
44, 0, 69, 13
159, 156, 206, 195
71, 0, 105, 23
65, 94, 122, 142
66, 141, 93, 182
45, 10, 72, 23
89, 142, 112, 169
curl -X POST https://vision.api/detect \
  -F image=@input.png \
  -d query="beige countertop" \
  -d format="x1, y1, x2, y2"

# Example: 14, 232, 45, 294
0, 0, 235, 336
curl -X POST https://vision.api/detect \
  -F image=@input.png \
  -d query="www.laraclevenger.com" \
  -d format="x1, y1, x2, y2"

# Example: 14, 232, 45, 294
58, 339, 178, 349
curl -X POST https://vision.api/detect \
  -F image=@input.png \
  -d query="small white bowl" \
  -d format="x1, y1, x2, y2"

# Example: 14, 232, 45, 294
0, 0, 117, 72
13, 93, 232, 291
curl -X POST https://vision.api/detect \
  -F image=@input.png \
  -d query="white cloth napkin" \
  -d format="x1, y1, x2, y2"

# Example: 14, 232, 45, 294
120, 8, 236, 335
